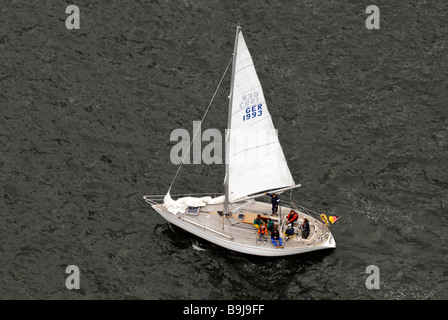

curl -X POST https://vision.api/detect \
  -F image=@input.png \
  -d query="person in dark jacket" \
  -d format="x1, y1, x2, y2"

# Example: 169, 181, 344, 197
265, 192, 280, 215
301, 218, 310, 239
271, 225, 283, 248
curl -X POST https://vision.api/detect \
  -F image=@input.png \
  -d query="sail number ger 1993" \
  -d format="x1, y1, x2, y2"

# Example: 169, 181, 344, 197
243, 104, 263, 121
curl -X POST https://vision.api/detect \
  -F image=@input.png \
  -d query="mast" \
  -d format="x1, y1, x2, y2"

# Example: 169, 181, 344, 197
224, 26, 241, 215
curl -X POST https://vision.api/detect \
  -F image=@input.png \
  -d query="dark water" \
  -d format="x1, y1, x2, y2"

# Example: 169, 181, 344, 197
1, 0, 447, 300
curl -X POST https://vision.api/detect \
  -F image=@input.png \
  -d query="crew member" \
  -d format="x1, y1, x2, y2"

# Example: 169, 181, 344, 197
265, 192, 280, 215
287, 210, 298, 225
266, 218, 275, 232
284, 223, 295, 240
253, 214, 264, 229
271, 225, 283, 248
258, 224, 268, 239
301, 218, 310, 239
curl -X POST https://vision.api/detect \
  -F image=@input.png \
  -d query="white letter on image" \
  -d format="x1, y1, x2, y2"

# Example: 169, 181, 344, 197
65, 265, 80, 289
365, 5, 380, 30
65, 5, 80, 30
365, 265, 380, 289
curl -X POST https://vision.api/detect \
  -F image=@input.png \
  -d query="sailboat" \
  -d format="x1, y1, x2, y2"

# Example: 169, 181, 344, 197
144, 27, 336, 257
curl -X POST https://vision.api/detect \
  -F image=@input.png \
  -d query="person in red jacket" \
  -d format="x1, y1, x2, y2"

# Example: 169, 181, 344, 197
287, 210, 298, 225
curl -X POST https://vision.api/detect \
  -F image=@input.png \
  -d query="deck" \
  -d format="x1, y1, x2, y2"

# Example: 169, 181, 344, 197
152, 199, 331, 251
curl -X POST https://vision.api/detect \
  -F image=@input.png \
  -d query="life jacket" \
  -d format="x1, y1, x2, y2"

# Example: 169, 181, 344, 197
258, 225, 268, 235
287, 211, 298, 222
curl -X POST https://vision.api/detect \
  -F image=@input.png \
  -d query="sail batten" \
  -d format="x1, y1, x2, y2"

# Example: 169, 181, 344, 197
227, 29, 295, 203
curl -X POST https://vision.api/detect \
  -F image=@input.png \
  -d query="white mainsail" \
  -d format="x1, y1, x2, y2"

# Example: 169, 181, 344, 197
226, 29, 295, 203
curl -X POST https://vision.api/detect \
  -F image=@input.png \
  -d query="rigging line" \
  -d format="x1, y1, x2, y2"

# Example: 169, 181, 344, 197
168, 56, 233, 194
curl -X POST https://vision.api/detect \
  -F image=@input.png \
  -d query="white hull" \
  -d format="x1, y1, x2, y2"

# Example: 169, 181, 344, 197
152, 202, 336, 257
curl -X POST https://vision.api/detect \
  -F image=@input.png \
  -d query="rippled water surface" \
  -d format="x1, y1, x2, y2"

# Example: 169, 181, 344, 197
1, 0, 447, 300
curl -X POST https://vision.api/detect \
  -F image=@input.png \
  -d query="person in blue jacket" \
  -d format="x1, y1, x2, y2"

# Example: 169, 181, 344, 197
284, 223, 295, 241
265, 192, 280, 215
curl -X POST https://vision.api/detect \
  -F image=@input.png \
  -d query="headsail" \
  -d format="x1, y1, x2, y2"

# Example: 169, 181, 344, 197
226, 29, 295, 203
